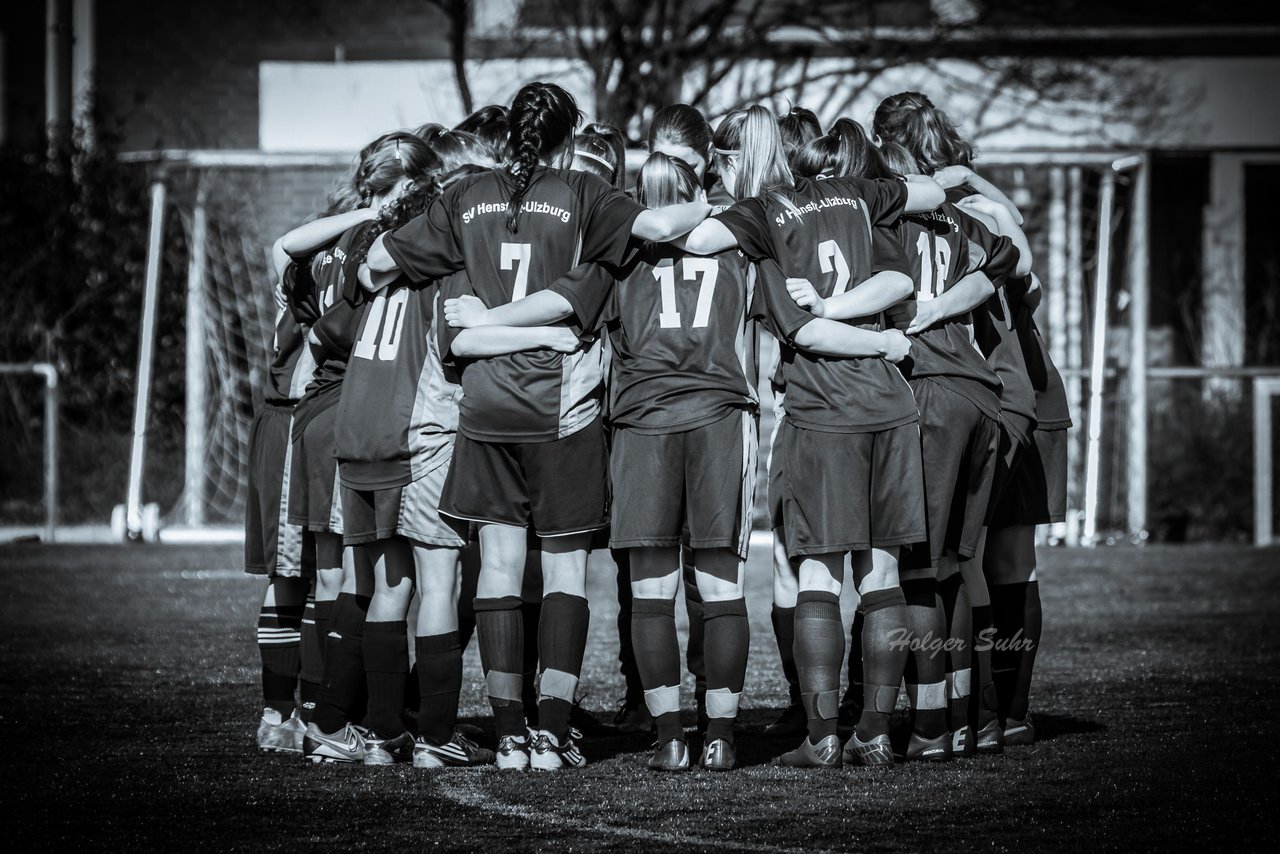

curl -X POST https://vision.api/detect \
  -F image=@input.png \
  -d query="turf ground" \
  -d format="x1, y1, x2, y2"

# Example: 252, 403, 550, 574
4, 542, 1277, 852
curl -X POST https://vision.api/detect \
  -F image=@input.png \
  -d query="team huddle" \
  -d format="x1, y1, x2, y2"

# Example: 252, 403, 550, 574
244, 81, 1069, 773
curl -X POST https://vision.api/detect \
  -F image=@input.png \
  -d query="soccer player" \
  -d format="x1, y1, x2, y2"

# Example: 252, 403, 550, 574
445, 151, 760, 771
778, 106, 823, 165
874, 92, 1040, 754
789, 127, 1025, 761
648, 103, 732, 209
288, 131, 437, 763
984, 269, 1072, 746
678, 105, 944, 768
361, 81, 711, 770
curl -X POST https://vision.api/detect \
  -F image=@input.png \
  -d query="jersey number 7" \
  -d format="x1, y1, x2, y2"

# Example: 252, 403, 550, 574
501, 242, 533, 302
654, 257, 720, 329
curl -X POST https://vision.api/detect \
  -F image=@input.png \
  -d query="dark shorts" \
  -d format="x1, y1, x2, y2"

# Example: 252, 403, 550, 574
610, 410, 757, 559
341, 458, 467, 548
440, 418, 610, 537
989, 427, 1070, 527
770, 418, 927, 558
245, 404, 308, 577
287, 400, 343, 535
985, 412, 1034, 525
903, 379, 1000, 568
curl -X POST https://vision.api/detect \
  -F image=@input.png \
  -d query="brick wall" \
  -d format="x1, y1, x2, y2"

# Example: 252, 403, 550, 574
96, 0, 453, 152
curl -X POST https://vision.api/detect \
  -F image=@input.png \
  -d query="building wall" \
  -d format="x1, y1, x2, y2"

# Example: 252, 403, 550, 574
94, 0, 452, 151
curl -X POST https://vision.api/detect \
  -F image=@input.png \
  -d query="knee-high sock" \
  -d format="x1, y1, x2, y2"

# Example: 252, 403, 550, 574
416, 632, 462, 745
843, 607, 865, 713
770, 605, 800, 705
313, 592, 370, 734
537, 592, 589, 741
900, 579, 946, 739
684, 565, 706, 712
970, 603, 999, 729
364, 620, 409, 737
474, 596, 526, 738
259, 595, 304, 717
521, 598, 542, 727
702, 598, 748, 744
939, 574, 971, 732
297, 594, 323, 722
613, 550, 643, 704
990, 582, 1028, 721
856, 587, 909, 741
1010, 580, 1042, 721
632, 597, 683, 743
794, 590, 844, 743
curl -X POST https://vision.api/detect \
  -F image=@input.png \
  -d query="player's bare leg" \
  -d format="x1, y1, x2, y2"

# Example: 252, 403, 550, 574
766, 528, 806, 736
779, 552, 845, 768
530, 532, 593, 769
842, 548, 910, 766
692, 549, 749, 771
631, 547, 687, 771
472, 523, 530, 767
410, 544, 493, 769
985, 523, 1039, 744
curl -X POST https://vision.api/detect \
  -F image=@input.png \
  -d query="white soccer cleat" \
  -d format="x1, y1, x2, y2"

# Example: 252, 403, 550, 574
257, 708, 305, 754
529, 729, 587, 771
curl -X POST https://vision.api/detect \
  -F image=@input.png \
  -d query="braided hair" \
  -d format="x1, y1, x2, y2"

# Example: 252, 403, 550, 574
504, 82, 583, 233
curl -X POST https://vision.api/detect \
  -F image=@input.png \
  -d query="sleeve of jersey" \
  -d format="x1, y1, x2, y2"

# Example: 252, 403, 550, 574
870, 226, 910, 276
960, 213, 1018, 282
755, 258, 817, 344
577, 174, 646, 266
547, 262, 617, 334
865, 177, 910, 226
712, 200, 773, 262
381, 194, 465, 283
436, 274, 477, 366
284, 257, 322, 326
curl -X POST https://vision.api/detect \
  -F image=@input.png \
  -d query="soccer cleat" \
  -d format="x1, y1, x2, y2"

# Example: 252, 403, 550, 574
952, 725, 976, 758
303, 722, 369, 764
975, 718, 1005, 753
612, 698, 654, 735
570, 701, 617, 737
1003, 715, 1035, 746
363, 731, 415, 766
413, 731, 496, 769
778, 735, 842, 768
530, 729, 588, 771
648, 738, 691, 772
763, 702, 808, 737
842, 732, 895, 767
257, 708, 305, 754
905, 731, 953, 762
699, 738, 737, 772
495, 733, 531, 770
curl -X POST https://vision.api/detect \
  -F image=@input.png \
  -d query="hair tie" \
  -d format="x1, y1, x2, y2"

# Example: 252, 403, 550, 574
574, 149, 614, 170
394, 139, 404, 166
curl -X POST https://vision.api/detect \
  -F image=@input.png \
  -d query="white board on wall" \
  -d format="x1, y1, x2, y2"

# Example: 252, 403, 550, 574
259, 58, 595, 152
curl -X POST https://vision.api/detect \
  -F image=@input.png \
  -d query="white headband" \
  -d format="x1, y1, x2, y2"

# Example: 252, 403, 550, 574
574, 149, 615, 171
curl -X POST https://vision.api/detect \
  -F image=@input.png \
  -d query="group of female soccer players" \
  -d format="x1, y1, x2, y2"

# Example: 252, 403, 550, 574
244, 81, 1069, 774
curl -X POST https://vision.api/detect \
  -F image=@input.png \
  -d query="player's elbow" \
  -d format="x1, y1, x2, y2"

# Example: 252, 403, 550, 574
1013, 248, 1033, 278
449, 330, 481, 357
884, 271, 914, 302
636, 209, 682, 243
366, 235, 395, 273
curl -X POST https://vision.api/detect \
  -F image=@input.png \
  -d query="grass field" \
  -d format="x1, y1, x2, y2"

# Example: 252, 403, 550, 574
4, 541, 1277, 852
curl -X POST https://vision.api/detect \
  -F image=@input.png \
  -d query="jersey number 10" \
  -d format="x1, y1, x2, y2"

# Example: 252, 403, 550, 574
353, 289, 410, 361
654, 257, 720, 329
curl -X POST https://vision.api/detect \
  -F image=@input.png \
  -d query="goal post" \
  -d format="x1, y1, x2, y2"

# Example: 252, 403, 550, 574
1255, 376, 1280, 547
0, 363, 59, 543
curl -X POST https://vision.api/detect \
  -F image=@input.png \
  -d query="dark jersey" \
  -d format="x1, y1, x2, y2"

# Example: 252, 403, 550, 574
715, 175, 915, 433
384, 166, 644, 442
263, 263, 315, 407
886, 204, 1019, 421
551, 246, 759, 434
333, 275, 464, 490
289, 224, 373, 436
1005, 276, 1072, 430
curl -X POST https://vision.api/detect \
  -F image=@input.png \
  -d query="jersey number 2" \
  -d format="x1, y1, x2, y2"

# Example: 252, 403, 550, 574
914, 232, 952, 301
654, 257, 719, 329
353, 289, 410, 361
